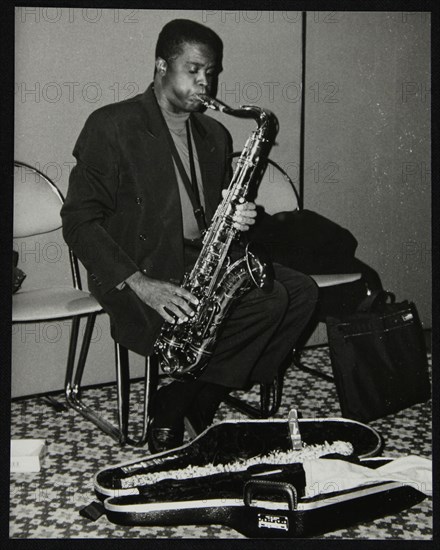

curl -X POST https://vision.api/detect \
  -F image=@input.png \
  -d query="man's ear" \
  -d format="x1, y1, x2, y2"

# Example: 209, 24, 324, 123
155, 57, 167, 75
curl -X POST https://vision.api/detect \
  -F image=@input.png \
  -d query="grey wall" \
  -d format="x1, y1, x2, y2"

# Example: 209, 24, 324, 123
304, 11, 431, 326
13, 8, 302, 396
13, 9, 431, 397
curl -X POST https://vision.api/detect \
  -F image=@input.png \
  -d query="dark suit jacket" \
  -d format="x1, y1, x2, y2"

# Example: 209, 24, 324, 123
61, 84, 231, 355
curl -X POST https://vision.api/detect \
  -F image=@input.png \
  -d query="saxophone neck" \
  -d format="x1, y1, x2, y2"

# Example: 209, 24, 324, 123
196, 94, 273, 129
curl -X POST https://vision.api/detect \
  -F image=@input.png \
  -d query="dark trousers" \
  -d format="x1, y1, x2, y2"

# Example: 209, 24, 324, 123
199, 263, 318, 388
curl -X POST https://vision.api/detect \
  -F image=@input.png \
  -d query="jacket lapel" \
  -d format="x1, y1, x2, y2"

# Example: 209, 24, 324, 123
138, 86, 184, 262
190, 114, 223, 223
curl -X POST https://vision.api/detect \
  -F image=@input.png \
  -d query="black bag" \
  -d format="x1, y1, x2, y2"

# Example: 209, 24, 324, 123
251, 209, 358, 275
250, 209, 384, 319
326, 291, 430, 423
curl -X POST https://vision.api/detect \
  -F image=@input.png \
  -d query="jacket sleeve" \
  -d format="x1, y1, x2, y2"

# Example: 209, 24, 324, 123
61, 109, 139, 294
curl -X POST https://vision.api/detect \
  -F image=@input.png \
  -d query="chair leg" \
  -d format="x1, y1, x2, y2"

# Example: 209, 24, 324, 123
259, 383, 272, 417
225, 359, 287, 419
72, 312, 98, 390
125, 355, 159, 447
64, 315, 81, 394
293, 351, 334, 383
226, 348, 335, 419
115, 343, 130, 444
65, 317, 159, 446
224, 393, 266, 418
41, 317, 84, 413
65, 313, 124, 444
41, 395, 68, 412
225, 378, 282, 419
44, 315, 82, 413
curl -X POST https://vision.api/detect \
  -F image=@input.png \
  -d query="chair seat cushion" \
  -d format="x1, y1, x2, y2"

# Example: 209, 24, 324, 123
12, 287, 102, 322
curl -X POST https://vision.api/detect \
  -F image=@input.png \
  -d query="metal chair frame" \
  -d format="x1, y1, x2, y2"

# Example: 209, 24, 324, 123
13, 161, 155, 446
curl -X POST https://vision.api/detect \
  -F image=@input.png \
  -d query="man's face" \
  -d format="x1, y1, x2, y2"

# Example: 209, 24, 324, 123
156, 41, 218, 114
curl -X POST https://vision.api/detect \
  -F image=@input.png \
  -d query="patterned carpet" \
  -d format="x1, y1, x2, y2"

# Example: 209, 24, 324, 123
10, 346, 432, 539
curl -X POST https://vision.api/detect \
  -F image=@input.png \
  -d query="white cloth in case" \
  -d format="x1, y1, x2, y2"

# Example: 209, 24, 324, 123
303, 455, 432, 498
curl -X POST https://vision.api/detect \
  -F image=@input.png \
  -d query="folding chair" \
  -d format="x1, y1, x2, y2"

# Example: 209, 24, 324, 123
12, 161, 154, 446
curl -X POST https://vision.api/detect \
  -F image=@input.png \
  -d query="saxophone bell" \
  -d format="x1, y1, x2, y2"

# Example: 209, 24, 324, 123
246, 242, 274, 292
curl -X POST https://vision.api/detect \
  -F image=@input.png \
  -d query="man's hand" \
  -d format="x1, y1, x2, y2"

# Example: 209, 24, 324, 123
222, 190, 257, 231
125, 271, 198, 324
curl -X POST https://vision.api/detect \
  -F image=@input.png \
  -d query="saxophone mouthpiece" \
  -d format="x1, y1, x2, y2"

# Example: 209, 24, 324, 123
196, 95, 272, 125
195, 94, 228, 113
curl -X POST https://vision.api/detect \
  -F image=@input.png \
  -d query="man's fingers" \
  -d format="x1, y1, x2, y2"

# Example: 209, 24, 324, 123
173, 286, 199, 306
235, 203, 257, 214
233, 222, 251, 231
236, 201, 256, 211
168, 294, 196, 317
234, 214, 256, 224
233, 202, 257, 229
161, 302, 189, 323
232, 209, 257, 231
159, 307, 177, 324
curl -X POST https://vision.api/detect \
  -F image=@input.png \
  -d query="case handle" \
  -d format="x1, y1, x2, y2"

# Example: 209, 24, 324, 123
244, 480, 297, 511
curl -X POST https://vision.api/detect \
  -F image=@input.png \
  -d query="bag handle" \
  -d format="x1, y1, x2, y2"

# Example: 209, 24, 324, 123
356, 290, 396, 313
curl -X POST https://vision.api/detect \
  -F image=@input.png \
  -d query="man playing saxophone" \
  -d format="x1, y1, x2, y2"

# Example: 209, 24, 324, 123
61, 19, 318, 453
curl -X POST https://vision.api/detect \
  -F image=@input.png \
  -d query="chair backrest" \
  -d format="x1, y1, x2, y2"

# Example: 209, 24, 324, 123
13, 161, 82, 290
231, 153, 300, 215
14, 161, 64, 238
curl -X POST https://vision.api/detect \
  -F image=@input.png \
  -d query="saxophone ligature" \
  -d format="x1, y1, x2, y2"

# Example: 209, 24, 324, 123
154, 95, 277, 381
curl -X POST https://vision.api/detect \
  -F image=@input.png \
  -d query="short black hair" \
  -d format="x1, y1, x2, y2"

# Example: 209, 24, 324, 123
155, 19, 223, 70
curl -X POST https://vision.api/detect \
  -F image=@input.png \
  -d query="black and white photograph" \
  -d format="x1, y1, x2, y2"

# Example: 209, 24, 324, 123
7, 3, 433, 542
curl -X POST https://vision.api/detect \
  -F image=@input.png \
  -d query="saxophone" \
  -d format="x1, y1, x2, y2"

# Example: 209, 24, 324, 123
154, 94, 276, 381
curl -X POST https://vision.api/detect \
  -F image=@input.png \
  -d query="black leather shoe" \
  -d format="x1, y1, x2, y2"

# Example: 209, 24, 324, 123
148, 425, 184, 454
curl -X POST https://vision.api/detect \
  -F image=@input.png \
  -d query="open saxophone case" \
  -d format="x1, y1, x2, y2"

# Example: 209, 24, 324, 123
88, 412, 429, 538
